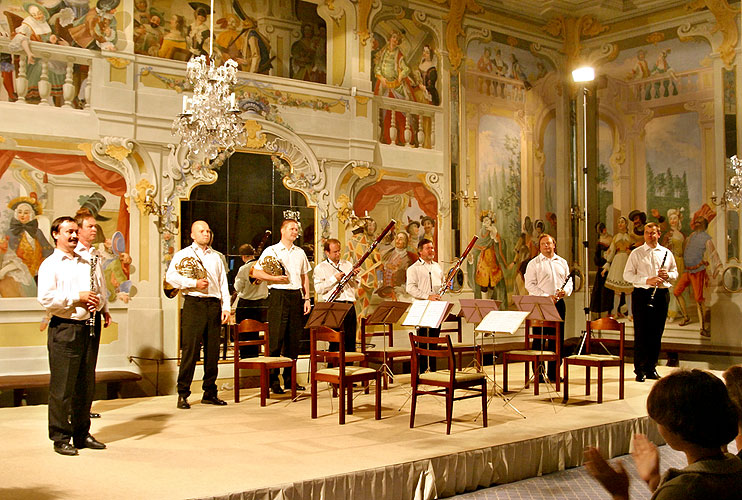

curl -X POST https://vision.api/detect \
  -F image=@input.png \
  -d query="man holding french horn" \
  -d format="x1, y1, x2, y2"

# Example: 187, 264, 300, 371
166, 220, 230, 409
252, 219, 311, 394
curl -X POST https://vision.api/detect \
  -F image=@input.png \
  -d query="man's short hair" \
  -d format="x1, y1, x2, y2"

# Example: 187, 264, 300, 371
50, 216, 76, 241
280, 219, 297, 231
74, 208, 95, 227
239, 243, 255, 257
538, 233, 554, 245
647, 369, 738, 448
323, 238, 340, 253
644, 222, 659, 231
417, 238, 433, 251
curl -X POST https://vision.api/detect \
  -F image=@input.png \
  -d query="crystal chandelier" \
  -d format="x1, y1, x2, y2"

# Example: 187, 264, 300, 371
712, 155, 742, 208
171, 0, 245, 165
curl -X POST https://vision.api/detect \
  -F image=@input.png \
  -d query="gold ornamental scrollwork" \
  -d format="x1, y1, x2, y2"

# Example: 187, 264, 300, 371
106, 57, 131, 69
134, 178, 155, 213
105, 144, 132, 162
686, 0, 740, 69
542, 15, 609, 69
357, 0, 373, 44
429, 0, 484, 72
336, 194, 353, 224
244, 120, 267, 149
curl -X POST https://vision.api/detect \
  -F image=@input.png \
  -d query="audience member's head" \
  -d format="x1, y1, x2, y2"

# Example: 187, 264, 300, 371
723, 365, 742, 435
647, 369, 738, 449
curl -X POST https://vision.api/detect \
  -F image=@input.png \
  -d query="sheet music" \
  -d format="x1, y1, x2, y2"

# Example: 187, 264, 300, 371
475, 310, 530, 335
402, 300, 429, 327
402, 300, 451, 328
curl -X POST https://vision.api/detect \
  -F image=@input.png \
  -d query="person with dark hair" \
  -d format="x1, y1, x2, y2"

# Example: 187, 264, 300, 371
591, 222, 614, 318
586, 369, 742, 499
523, 233, 572, 381
623, 222, 678, 382
233, 243, 268, 358
37, 216, 111, 456
405, 238, 443, 372
722, 364, 742, 459
313, 238, 359, 351
253, 219, 311, 394
166, 220, 230, 409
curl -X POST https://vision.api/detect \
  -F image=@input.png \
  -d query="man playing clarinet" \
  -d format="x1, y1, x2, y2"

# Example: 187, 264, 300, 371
313, 238, 360, 351
623, 222, 677, 382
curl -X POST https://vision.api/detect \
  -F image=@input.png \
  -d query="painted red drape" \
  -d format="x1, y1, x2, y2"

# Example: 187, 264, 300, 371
0, 150, 129, 249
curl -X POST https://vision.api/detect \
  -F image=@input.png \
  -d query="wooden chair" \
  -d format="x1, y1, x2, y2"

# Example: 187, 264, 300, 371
563, 317, 625, 404
233, 319, 296, 406
310, 326, 381, 424
409, 332, 487, 435
360, 317, 411, 389
502, 319, 562, 395
439, 313, 482, 369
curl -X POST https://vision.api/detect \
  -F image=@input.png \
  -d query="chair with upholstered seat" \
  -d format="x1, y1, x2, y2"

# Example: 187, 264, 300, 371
311, 326, 381, 424
408, 332, 487, 434
233, 319, 296, 406
563, 316, 625, 404
501, 318, 562, 395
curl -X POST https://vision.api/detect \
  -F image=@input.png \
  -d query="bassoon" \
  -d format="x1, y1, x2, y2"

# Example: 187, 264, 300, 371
437, 235, 479, 297
88, 254, 99, 337
327, 219, 396, 302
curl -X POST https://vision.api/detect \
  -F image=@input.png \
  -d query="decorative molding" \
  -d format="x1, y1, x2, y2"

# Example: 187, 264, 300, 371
429, 0, 485, 72
684, 100, 715, 123
356, 0, 375, 44
106, 57, 131, 69
542, 15, 610, 69
244, 120, 267, 149
685, 0, 739, 69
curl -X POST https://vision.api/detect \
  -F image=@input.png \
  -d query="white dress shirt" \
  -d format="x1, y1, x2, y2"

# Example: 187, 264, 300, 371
234, 259, 269, 301
524, 253, 573, 297
314, 259, 356, 302
406, 259, 444, 300
166, 243, 230, 313
37, 247, 108, 320
254, 242, 311, 290
623, 242, 678, 289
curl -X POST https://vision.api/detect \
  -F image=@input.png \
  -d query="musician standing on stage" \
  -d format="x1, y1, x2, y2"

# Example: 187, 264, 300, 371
406, 238, 444, 372
166, 220, 230, 409
523, 233, 572, 381
38, 216, 111, 456
623, 222, 677, 382
314, 238, 359, 352
234, 243, 268, 324
252, 219, 311, 394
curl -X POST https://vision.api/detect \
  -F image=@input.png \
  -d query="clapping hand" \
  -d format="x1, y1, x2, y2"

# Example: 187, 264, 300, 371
584, 447, 630, 500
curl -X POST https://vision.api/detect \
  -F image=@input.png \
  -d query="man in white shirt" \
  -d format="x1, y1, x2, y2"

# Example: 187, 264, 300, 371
523, 234, 573, 381
37, 216, 111, 456
623, 222, 678, 382
406, 238, 444, 372
166, 220, 230, 409
313, 238, 359, 351
252, 219, 311, 394
233, 243, 269, 357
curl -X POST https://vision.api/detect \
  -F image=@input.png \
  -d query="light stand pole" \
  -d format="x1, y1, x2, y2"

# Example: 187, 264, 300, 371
572, 66, 595, 354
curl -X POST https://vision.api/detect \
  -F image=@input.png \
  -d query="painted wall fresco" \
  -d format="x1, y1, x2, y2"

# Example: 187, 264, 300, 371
0, 151, 133, 303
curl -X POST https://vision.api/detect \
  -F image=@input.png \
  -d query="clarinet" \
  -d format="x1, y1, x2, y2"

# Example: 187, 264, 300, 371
88, 254, 98, 337
649, 250, 668, 303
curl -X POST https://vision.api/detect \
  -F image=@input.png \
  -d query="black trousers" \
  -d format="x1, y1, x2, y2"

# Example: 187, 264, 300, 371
531, 299, 566, 380
47, 313, 100, 444
417, 327, 441, 372
328, 301, 357, 352
235, 297, 267, 357
266, 289, 303, 385
178, 296, 221, 398
632, 287, 669, 375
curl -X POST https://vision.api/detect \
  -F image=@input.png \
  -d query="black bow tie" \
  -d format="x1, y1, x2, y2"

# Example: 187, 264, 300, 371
9, 217, 39, 238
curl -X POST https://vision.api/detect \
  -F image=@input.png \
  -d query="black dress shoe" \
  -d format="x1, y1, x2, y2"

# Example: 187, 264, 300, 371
635, 373, 646, 382
646, 370, 661, 380
74, 435, 106, 450
90, 412, 101, 419
271, 382, 285, 395
201, 394, 227, 406
53, 441, 78, 456
292, 384, 306, 392
177, 396, 191, 409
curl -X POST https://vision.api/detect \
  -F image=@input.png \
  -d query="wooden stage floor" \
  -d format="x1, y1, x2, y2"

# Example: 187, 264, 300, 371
0, 364, 663, 500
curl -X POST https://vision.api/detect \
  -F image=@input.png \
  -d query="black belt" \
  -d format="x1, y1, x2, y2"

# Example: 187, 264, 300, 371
51, 313, 98, 325
184, 295, 220, 302
270, 288, 301, 294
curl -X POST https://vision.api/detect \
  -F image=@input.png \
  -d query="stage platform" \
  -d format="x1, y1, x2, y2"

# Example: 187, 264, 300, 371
0, 364, 662, 500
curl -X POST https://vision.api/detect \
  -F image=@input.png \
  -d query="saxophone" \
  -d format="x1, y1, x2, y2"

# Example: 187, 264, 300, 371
88, 254, 98, 337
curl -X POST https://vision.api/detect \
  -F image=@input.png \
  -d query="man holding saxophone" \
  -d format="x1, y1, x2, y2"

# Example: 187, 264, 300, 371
166, 220, 230, 409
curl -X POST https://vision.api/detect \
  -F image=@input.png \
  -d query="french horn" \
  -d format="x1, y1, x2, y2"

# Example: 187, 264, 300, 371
163, 256, 207, 298
259, 255, 286, 277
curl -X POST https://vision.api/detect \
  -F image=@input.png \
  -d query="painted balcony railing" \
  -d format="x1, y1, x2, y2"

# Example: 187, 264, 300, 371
0, 39, 92, 109
630, 67, 712, 103
373, 95, 439, 149
466, 70, 527, 103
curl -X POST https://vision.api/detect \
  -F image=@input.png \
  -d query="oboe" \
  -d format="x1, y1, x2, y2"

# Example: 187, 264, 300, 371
648, 250, 668, 307
88, 254, 98, 337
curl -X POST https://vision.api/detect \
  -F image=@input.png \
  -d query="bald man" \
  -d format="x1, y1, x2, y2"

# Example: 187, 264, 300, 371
166, 221, 230, 409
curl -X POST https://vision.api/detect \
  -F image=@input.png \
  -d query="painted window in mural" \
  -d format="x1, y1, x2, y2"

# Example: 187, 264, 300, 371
0, 150, 131, 302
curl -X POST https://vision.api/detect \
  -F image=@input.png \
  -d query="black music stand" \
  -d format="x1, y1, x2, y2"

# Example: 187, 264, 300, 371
365, 301, 410, 386
508, 295, 564, 405
459, 299, 500, 371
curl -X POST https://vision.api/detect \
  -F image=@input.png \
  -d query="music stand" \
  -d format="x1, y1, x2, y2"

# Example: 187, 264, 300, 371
365, 301, 410, 386
459, 299, 500, 370
508, 295, 564, 405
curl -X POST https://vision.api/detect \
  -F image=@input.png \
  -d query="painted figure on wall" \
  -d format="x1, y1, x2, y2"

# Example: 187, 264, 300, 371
346, 217, 380, 318
417, 44, 439, 106
673, 205, 722, 337
134, 7, 165, 56
379, 231, 416, 301
6, 193, 53, 280
590, 222, 615, 318
158, 14, 188, 59
602, 216, 633, 318
186, 2, 209, 58
291, 23, 315, 81
468, 210, 508, 305
661, 208, 686, 322
0, 234, 36, 297
67, 0, 119, 51
242, 16, 272, 74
